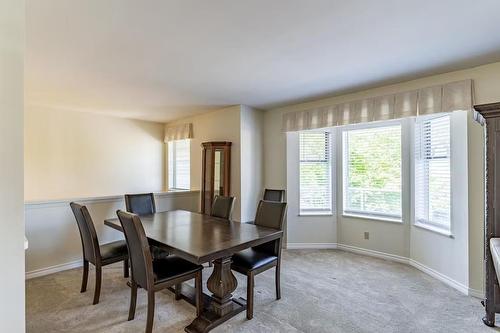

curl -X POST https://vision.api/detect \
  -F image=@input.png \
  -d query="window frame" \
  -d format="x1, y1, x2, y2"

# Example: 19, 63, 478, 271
168, 139, 191, 191
341, 119, 404, 223
412, 113, 453, 236
298, 129, 335, 216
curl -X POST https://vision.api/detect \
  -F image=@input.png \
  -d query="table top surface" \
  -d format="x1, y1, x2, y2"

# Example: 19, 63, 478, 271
104, 210, 283, 264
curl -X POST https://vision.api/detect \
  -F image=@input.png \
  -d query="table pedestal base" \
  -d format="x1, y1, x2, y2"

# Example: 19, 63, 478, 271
169, 256, 246, 333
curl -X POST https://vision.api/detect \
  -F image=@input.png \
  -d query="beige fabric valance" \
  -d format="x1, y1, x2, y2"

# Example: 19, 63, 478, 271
164, 123, 193, 142
282, 79, 473, 132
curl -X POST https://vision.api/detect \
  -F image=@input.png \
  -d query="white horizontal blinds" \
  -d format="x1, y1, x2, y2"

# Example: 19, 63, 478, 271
168, 139, 190, 190
299, 131, 332, 214
344, 124, 402, 219
415, 114, 451, 230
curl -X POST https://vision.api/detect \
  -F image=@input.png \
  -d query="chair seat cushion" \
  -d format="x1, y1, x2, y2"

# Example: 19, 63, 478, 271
231, 248, 277, 272
153, 255, 202, 283
100, 240, 128, 262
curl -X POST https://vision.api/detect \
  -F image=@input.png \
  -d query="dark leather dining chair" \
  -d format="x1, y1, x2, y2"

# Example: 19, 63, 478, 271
125, 193, 168, 259
211, 195, 235, 221
116, 210, 203, 333
263, 189, 285, 202
231, 200, 287, 320
125, 193, 156, 216
70, 202, 129, 305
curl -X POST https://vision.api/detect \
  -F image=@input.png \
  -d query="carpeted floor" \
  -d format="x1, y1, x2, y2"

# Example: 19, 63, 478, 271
27, 250, 497, 333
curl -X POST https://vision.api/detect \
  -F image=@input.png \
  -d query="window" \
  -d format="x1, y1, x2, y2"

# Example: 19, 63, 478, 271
414, 114, 451, 232
168, 139, 190, 190
343, 123, 402, 220
299, 131, 333, 214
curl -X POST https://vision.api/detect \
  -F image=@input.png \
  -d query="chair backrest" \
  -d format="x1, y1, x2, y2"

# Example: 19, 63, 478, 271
70, 202, 100, 263
263, 189, 285, 202
116, 210, 153, 289
125, 193, 156, 216
253, 200, 287, 256
210, 195, 235, 220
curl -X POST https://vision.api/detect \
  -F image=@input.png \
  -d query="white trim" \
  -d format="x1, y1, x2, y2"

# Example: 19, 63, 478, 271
286, 243, 338, 249
26, 260, 82, 280
337, 243, 409, 264
24, 190, 200, 209
408, 259, 469, 295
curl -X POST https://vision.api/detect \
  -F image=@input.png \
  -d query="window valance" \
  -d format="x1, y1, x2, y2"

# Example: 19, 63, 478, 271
282, 79, 473, 132
164, 123, 193, 142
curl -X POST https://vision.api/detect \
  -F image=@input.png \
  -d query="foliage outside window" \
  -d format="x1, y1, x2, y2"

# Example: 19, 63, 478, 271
343, 124, 402, 220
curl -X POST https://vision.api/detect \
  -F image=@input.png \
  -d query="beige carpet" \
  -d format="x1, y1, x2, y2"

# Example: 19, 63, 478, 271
27, 250, 495, 332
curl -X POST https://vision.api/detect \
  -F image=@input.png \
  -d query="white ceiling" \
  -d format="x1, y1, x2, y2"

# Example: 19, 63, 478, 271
26, 0, 500, 122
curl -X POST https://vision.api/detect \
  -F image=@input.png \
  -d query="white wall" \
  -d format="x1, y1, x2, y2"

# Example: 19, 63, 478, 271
265, 61, 500, 295
25, 191, 199, 276
240, 106, 264, 222
0, 0, 25, 331
25, 106, 166, 201
166, 106, 243, 220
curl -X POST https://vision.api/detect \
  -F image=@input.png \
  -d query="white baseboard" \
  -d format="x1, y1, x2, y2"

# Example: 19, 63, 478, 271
408, 259, 469, 295
337, 243, 409, 264
286, 243, 338, 249
26, 260, 82, 280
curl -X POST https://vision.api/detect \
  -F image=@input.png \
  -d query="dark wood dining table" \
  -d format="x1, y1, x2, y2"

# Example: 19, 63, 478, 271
104, 210, 283, 333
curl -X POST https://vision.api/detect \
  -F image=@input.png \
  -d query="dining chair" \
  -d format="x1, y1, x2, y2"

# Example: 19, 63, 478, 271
210, 195, 235, 221
230, 200, 287, 320
70, 202, 129, 305
125, 193, 169, 259
116, 210, 203, 333
125, 193, 156, 216
263, 189, 285, 202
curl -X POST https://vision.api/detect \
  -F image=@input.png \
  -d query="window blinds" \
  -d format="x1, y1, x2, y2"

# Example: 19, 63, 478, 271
343, 124, 402, 219
299, 132, 333, 214
168, 139, 191, 190
415, 114, 451, 230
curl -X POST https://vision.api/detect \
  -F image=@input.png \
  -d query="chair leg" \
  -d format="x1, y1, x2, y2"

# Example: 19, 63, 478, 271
81, 260, 89, 293
275, 262, 281, 300
93, 265, 102, 305
247, 272, 254, 320
128, 280, 137, 321
175, 283, 182, 300
123, 260, 129, 278
195, 270, 203, 317
146, 290, 155, 333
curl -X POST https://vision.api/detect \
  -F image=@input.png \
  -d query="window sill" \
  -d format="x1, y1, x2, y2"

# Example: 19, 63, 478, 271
414, 222, 453, 238
342, 213, 403, 224
299, 212, 334, 217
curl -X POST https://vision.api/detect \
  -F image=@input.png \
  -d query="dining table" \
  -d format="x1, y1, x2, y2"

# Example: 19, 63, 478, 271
104, 209, 283, 333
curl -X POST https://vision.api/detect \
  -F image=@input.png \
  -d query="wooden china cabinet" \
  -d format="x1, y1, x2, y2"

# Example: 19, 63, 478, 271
474, 102, 500, 327
201, 141, 231, 215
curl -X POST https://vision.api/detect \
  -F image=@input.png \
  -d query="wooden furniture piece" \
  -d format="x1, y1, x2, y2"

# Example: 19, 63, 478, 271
201, 142, 231, 215
210, 195, 235, 221
231, 200, 287, 319
70, 202, 129, 305
125, 193, 156, 216
104, 210, 283, 333
263, 189, 286, 202
475, 102, 500, 327
116, 210, 203, 333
